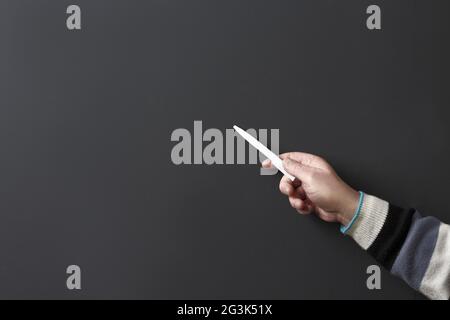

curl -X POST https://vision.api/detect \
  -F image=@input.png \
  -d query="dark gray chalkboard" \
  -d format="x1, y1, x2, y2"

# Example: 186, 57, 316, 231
0, 0, 449, 299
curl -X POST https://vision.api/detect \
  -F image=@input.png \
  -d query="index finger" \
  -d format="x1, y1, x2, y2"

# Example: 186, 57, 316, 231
279, 152, 328, 170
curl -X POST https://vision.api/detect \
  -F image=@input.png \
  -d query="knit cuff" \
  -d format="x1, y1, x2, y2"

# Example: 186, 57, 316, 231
347, 194, 389, 250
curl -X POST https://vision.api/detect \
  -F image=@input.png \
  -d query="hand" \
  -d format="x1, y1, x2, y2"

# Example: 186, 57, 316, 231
262, 152, 360, 226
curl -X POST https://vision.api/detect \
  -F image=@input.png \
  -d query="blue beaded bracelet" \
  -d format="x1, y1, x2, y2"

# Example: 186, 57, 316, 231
340, 191, 364, 234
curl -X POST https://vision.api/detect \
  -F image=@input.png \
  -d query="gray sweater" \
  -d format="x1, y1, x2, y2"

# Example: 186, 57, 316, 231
347, 194, 450, 300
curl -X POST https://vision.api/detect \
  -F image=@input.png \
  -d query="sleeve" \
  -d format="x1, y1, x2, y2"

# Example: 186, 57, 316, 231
346, 194, 450, 300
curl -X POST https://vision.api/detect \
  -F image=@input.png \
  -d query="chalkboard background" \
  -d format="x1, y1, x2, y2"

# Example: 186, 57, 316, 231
0, 0, 449, 299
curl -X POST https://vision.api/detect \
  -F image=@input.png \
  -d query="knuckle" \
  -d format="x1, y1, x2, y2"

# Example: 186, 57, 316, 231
303, 170, 314, 183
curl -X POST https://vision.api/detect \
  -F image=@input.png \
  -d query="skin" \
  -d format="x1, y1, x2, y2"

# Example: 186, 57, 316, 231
262, 152, 360, 226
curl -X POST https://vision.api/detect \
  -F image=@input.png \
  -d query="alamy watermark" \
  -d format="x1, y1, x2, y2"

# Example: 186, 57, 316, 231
366, 265, 381, 290
65, 4, 380, 32
170, 121, 279, 176
66, 5, 81, 30
66, 265, 81, 290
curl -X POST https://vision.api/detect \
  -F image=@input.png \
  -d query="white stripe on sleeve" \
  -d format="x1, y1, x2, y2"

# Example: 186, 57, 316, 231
419, 223, 450, 300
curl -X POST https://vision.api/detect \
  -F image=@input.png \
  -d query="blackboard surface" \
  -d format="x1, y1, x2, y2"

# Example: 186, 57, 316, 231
0, 0, 449, 299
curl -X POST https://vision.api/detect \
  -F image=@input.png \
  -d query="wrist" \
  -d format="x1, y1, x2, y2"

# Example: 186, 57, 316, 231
337, 188, 360, 226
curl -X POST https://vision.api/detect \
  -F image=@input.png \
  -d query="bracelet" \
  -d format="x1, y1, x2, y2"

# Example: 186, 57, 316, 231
340, 191, 364, 234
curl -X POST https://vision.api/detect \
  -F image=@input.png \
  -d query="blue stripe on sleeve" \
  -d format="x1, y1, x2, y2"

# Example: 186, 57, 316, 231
391, 210, 440, 290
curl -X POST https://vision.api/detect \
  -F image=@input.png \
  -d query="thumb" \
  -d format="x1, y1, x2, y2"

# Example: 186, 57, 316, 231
283, 157, 314, 183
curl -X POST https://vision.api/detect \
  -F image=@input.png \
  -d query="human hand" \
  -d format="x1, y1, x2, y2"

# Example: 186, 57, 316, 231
262, 152, 359, 225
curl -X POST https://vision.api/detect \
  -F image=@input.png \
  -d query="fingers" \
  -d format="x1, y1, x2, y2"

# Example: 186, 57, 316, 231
279, 175, 302, 196
262, 158, 306, 186
297, 207, 313, 215
280, 152, 331, 171
295, 186, 306, 200
264, 151, 329, 173
279, 175, 310, 214
264, 158, 307, 200
279, 152, 310, 161
289, 197, 313, 215
283, 157, 314, 183
264, 154, 315, 216
261, 158, 272, 168
264, 152, 320, 168
279, 178, 294, 196
279, 152, 318, 165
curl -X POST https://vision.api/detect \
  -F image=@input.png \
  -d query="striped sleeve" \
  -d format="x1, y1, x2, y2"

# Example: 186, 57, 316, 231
346, 194, 450, 300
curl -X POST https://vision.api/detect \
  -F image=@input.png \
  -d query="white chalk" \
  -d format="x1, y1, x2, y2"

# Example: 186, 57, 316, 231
233, 125, 295, 181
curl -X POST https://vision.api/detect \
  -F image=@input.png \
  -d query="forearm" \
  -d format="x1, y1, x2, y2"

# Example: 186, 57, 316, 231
345, 194, 450, 300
